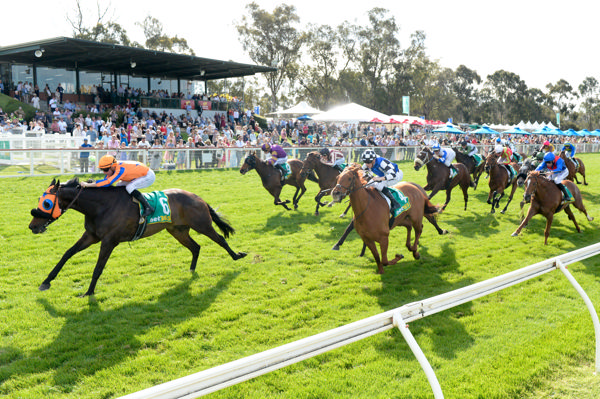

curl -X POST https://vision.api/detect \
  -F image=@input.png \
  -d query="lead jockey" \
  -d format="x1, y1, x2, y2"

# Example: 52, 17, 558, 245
494, 144, 514, 165
80, 155, 156, 216
261, 142, 288, 182
432, 144, 458, 176
562, 142, 576, 159
535, 152, 573, 202
319, 148, 345, 172
361, 149, 403, 228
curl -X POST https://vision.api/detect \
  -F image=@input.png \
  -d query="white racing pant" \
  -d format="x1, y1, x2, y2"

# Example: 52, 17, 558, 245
117, 169, 156, 194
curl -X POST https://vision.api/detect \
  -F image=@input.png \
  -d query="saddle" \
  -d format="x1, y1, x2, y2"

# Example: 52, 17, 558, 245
501, 164, 516, 187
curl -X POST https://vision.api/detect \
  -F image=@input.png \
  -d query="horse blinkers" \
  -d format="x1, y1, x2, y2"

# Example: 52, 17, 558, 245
30, 184, 62, 233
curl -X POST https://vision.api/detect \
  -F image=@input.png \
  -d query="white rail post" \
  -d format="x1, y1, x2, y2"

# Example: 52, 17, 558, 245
393, 312, 444, 399
555, 259, 600, 374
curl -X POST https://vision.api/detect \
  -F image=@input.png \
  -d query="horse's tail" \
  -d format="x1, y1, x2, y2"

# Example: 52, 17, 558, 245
306, 170, 318, 183
209, 205, 235, 238
423, 197, 442, 217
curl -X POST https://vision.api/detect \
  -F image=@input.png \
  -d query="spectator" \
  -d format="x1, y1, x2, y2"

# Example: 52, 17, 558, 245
79, 138, 93, 173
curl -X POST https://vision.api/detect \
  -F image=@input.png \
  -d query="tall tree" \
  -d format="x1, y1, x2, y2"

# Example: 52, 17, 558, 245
236, 2, 305, 112
485, 70, 526, 124
451, 65, 481, 123
546, 79, 576, 120
137, 16, 195, 55
68, 0, 135, 46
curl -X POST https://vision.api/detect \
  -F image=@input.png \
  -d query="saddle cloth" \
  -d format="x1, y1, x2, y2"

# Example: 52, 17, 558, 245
140, 191, 172, 224
379, 187, 411, 217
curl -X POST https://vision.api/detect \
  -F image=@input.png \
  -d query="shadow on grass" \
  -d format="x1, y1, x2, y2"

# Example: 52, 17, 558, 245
0, 271, 239, 393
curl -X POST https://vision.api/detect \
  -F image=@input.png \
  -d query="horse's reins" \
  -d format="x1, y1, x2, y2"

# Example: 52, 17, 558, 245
60, 184, 85, 216
335, 172, 375, 221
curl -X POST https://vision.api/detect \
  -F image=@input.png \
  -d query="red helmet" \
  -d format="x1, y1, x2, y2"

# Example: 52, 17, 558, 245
543, 140, 551, 146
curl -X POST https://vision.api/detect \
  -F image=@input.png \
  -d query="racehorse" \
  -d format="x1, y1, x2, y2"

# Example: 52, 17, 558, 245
413, 146, 473, 211
330, 164, 442, 274
239, 151, 309, 210
516, 158, 538, 187
453, 147, 485, 190
28, 178, 247, 296
511, 171, 593, 244
300, 151, 351, 217
330, 181, 449, 254
560, 150, 587, 185
484, 152, 519, 214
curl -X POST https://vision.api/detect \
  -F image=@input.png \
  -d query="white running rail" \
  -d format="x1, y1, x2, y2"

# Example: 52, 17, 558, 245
119, 243, 600, 399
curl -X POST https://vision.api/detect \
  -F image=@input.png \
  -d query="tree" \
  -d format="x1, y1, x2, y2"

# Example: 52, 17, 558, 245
450, 65, 481, 123
485, 70, 527, 124
236, 2, 306, 112
136, 16, 195, 55
546, 79, 576, 120
68, 0, 136, 46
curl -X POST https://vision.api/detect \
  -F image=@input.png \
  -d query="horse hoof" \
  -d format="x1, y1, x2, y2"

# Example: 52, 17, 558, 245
235, 252, 248, 260
412, 252, 419, 260
500, 210, 506, 214
332, 245, 340, 251
511, 232, 518, 237
39, 283, 51, 291
442, 229, 449, 235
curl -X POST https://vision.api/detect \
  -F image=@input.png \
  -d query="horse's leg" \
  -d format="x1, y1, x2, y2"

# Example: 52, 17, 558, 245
573, 194, 594, 222
314, 191, 324, 216
40, 231, 100, 291
189, 221, 247, 261
511, 203, 539, 237
340, 203, 352, 218
424, 214, 448, 235
363, 239, 384, 274
461, 182, 469, 211
500, 183, 518, 214
543, 214, 555, 245
442, 188, 452, 211
293, 185, 307, 210
410, 221, 423, 260
166, 226, 200, 271
380, 233, 403, 267
82, 240, 119, 296
563, 205, 582, 234
332, 220, 354, 251
581, 169, 588, 185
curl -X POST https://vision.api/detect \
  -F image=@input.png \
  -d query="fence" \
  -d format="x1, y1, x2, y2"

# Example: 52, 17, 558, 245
119, 243, 600, 399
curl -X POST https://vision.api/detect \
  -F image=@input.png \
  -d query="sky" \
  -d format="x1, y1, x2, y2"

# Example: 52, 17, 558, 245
3, 0, 600, 92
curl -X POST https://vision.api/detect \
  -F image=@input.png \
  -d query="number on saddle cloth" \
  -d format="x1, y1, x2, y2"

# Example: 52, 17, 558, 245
139, 191, 172, 224
472, 154, 483, 166
385, 187, 411, 217
449, 165, 457, 180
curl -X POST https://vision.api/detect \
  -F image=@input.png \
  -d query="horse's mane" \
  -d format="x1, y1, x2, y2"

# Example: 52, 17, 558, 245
64, 177, 80, 187
347, 163, 369, 185
529, 171, 541, 177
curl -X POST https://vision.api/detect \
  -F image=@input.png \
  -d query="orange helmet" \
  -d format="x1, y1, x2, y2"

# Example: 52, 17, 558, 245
98, 155, 116, 169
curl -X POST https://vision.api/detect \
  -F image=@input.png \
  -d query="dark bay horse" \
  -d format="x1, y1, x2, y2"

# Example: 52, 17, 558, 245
484, 152, 519, 214
28, 178, 247, 296
560, 150, 587, 185
453, 147, 485, 190
300, 151, 351, 217
331, 164, 442, 274
511, 171, 593, 244
516, 158, 538, 187
413, 146, 472, 211
239, 151, 309, 210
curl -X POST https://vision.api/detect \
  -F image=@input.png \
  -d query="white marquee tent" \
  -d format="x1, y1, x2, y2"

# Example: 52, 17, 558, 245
269, 101, 322, 116
311, 102, 390, 123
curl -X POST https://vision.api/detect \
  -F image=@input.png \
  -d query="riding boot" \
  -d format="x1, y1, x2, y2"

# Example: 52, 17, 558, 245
335, 164, 344, 173
450, 165, 457, 179
556, 183, 573, 203
276, 164, 286, 183
382, 187, 400, 228
131, 189, 154, 217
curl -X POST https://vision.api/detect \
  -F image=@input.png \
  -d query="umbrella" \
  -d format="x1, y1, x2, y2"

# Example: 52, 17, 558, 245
433, 124, 464, 134
470, 126, 499, 135
578, 129, 592, 136
370, 118, 384, 123
563, 128, 581, 137
502, 126, 530, 135
297, 114, 312, 121
532, 126, 553, 135
389, 118, 403, 124
411, 119, 424, 126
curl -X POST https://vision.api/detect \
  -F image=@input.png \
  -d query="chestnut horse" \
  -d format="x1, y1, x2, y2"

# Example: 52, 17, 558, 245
29, 178, 247, 296
453, 147, 485, 190
413, 146, 473, 211
484, 152, 519, 214
560, 150, 587, 185
300, 151, 351, 217
331, 164, 442, 274
511, 171, 593, 244
240, 151, 309, 210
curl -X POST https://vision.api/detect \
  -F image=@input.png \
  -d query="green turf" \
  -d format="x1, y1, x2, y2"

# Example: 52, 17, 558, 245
1, 155, 600, 398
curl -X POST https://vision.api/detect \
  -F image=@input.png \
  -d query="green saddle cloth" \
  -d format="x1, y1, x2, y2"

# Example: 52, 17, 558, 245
388, 187, 411, 217
502, 164, 517, 186
472, 154, 483, 166
281, 162, 291, 179
449, 166, 457, 179
141, 191, 172, 224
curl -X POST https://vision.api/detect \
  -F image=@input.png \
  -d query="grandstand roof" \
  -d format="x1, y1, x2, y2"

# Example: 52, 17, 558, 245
0, 37, 276, 81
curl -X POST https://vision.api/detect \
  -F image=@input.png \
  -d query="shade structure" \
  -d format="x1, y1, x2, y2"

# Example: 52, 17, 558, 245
296, 114, 312, 121
370, 118, 384, 123
590, 129, 600, 137
502, 126, 530, 135
270, 101, 322, 116
470, 125, 499, 135
578, 129, 592, 136
433, 124, 464, 134
532, 126, 554, 135
564, 128, 581, 137
389, 118, 403, 124
312, 102, 390, 123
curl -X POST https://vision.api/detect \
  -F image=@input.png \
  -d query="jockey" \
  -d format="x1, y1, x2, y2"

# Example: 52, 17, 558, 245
80, 155, 156, 216
460, 140, 481, 167
261, 142, 288, 182
540, 140, 555, 154
506, 137, 522, 164
562, 142, 576, 159
432, 144, 458, 176
361, 149, 403, 227
535, 151, 573, 202
319, 148, 345, 172
494, 144, 514, 165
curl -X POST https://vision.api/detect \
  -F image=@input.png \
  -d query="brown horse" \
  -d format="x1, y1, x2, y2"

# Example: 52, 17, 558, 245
413, 146, 473, 211
484, 152, 519, 214
511, 171, 593, 244
300, 151, 351, 217
331, 164, 442, 274
560, 150, 587, 185
453, 147, 485, 190
240, 151, 308, 210
29, 178, 247, 296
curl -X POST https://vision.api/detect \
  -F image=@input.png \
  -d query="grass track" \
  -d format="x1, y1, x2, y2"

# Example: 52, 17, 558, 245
1, 154, 600, 398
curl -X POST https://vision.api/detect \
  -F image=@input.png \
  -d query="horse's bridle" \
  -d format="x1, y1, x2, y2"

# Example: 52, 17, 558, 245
32, 183, 84, 225
333, 170, 375, 221
414, 149, 433, 168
